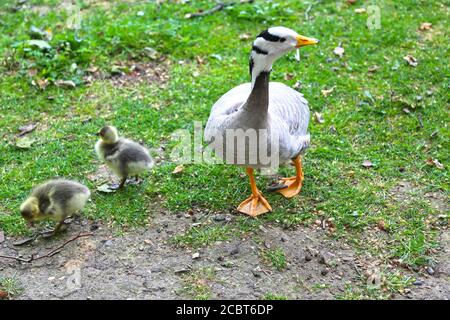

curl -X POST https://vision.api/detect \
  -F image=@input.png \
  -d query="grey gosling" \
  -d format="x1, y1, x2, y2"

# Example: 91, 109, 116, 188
95, 125, 154, 189
20, 179, 91, 235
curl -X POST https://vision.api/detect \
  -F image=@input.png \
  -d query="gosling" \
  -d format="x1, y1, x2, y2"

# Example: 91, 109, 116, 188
20, 179, 91, 235
95, 125, 154, 189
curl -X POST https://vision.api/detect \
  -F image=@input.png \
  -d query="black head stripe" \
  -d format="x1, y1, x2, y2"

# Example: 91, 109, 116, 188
249, 56, 254, 75
252, 45, 268, 55
257, 29, 282, 42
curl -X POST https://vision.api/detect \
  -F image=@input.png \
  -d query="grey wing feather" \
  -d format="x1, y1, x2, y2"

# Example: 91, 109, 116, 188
268, 82, 310, 137
33, 179, 90, 214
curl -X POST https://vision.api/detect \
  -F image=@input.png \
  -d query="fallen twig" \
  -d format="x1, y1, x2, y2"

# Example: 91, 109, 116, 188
353, 262, 363, 277
185, 0, 254, 19
0, 232, 94, 263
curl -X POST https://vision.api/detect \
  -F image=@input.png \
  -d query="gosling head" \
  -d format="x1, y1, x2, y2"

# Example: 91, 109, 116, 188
97, 126, 119, 144
20, 197, 40, 223
250, 26, 319, 83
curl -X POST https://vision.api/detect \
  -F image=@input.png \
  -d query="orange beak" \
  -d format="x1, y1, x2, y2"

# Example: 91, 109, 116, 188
296, 35, 320, 48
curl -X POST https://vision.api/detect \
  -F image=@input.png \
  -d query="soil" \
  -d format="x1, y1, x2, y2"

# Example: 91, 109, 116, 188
1, 210, 448, 300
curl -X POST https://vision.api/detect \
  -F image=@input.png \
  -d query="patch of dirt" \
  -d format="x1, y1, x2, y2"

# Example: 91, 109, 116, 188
84, 60, 170, 89
388, 180, 449, 299
0, 212, 362, 300
390, 180, 448, 213
87, 164, 120, 186
397, 229, 450, 300
2, 180, 448, 300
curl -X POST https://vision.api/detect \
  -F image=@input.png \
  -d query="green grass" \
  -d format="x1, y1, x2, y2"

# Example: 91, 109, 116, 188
0, 0, 448, 299
0, 276, 23, 299
260, 247, 288, 271
172, 224, 233, 248
179, 267, 215, 300
262, 293, 288, 300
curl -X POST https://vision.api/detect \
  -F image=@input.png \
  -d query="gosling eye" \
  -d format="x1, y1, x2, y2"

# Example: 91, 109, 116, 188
280, 37, 286, 43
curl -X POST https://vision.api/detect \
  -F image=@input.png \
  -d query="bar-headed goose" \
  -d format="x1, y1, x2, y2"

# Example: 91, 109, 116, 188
204, 27, 319, 217
20, 179, 91, 235
95, 126, 154, 189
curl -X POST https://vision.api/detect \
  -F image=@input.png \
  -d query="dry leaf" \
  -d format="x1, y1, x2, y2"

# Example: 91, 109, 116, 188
196, 56, 206, 65
347, 0, 357, 4
321, 87, 335, 97
239, 33, 251, 41
366, 269, 382, 288
27, 39, 51, 50
284, 73, 294, 81
172, 165, 184, 174
362, 160, 373, 168
426, 158, 444, 169
15, 136, 36, 149
17, 123, 37, 137
97, 184, 116, 193
377, 220, 387, 231
333, 46, 345, 58
403, 55, 418, 67
419, 22, 432, 31
354, 8, 366, 13
86, 66, 99, 73
144, 47, 158, 60
28, 68, 37, 77
368, 65, 380, 73
55, 80, 76, 88
36, 78, 49, 90
13, 237, 36, 246
0, 290, 8, 300
314, 112, 325, 124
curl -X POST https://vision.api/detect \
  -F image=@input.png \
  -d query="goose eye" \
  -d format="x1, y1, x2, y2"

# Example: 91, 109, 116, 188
280, 37, 286, 43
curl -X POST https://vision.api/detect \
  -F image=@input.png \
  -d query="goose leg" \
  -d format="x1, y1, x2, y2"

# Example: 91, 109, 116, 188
276, 156, 304, 198
118, 177, 127, 189
237, 168, 272, 217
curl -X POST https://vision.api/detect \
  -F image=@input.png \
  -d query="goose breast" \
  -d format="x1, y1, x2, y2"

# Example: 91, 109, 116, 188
205, 82, 310, 166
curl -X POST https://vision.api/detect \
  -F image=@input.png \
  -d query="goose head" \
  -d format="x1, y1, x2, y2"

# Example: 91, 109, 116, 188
20, 196, 39, 223
96, 125, 119, 144
250, 26, 319, 84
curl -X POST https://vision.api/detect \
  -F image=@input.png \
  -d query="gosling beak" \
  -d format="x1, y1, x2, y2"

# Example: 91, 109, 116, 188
95, 132, 101, 136
296, 35, 320, 48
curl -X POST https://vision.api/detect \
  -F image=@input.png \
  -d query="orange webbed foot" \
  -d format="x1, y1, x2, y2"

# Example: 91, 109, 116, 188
276, 177, 302, 198
237, 191, 272, 217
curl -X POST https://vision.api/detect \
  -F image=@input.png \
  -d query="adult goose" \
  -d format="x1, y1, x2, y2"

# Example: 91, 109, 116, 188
204, 27, 319, 217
